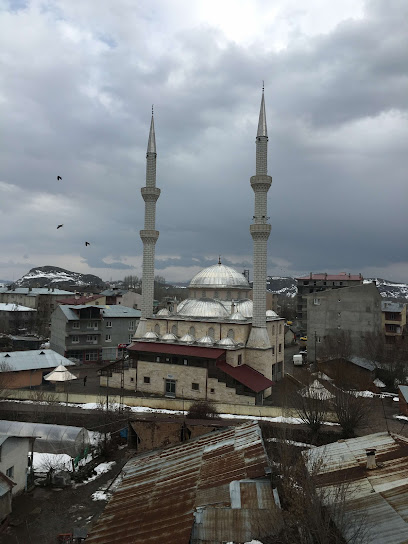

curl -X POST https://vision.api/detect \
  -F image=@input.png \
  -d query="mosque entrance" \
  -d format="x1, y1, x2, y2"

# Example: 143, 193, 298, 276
165, 379, 176, 398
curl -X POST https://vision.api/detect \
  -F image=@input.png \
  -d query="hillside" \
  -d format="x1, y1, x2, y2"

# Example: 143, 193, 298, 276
14, 266, 106, 290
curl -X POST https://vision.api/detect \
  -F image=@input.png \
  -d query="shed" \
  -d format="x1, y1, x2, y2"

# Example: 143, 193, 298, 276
398, 385, 408, 417
0, 421, 89, 457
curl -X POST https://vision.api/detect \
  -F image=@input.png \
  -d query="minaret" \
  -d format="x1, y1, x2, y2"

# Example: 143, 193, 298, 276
134, 108, 161, 339
247, 86, 272, 349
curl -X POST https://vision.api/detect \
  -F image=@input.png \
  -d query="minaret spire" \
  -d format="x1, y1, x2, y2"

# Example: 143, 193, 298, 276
134, 108, 161, 339
247, 86, 272, 349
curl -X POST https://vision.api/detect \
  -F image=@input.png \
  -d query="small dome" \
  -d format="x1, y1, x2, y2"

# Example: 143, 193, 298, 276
229, 311, 246, 321
197, 335, 215, 345
189, 263, 249, 289
266, 310, 279, 317
235, 300, 253, 318
143, 331, 159, 341
157, 308, 170, 316
217, 337, 236, 347
179, 333, 195, 344
161, 333, 178, 342
176, 299, 229, 318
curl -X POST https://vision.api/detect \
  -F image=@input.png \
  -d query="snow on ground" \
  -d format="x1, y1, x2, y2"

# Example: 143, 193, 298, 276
394, 415, 408, 422
266, 437, 316, 448
92, 466, 123, 501
81, 461, 116, 485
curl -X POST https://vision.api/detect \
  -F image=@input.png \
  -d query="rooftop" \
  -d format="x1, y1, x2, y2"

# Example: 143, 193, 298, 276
297, 273, 363, 281
0, 349, 75, 372
58, 305, 141, 320
86, 422, 279, 544
58, 295, 104, 305
0, 287, 73, 295
381, 301, 405, 312
0, 303, 36, 312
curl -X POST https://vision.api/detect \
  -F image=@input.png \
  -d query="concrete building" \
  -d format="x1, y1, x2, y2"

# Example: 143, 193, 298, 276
50, 304, 141, 363
0, 303, 36, 335
0, 349, 75, 389
0, 434, 35, 495
381, 301, 406, 345
100, 288, 142, 309
296, 273, 363, 333
0, 287, 73, 335
306, 282, 382, 363
58, 293, 106, 306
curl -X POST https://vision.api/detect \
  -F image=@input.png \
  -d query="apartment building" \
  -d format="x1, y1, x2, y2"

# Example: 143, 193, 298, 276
50, 305, 141, 363
382, 301, 407, 345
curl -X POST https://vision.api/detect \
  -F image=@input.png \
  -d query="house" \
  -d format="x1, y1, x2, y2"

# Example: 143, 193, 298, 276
0, 287, 73, 335
306, 282, 382, 363
0, 349, 75, 389
398, 385, 408, 416
0, 303, 37, 335
382, 301, 407, 345
304, 432, 408, 544
296, 273, 363, 333
50, 305, 141, 363
57, 293, 106, 306
284, 325, 296, 346
100, 289, 142, 309
86, 422, 282, 544
317, 356, 377, 390
0, 471, 15, 525
0, 434, 35, 495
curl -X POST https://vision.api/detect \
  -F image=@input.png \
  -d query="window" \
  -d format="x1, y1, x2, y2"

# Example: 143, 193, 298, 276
189, 326, 195, 336
237, 354, 242, 366
106, 321, 112, 328
317, 336, 322, 343
192, 382, 199, 391
128, 335, 133, 343
72, 335, 79, 344
272, 346, 275, 355
313, 298, 321, 305
156, 356, 160, 362
183, 359, 188, 365
87, 321, 99, 329
6, 466, 14, 479
171, 324, 178, 335
85, 351, 99, 361
202, 290, 206, 298
272, 325, 275, 335
208, 327, 214, 339
130, 377, 134, 382
279, 324, 282, 334
144, 376, 150, 384
339, 282, 343, 286
72, 321, 80, 329
129, 321, 135, 330
210, 388, 215, 393
154, 324, 160, 334
214, 290, 219, 298
278, 343, 282, 353
105, 334, 111, 342
165, 379, 176, 397
86, 335, 98, 344
227, 329, 235, 340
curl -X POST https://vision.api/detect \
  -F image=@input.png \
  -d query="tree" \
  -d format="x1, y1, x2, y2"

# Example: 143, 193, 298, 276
333, 388, 368, 438
186, 400, 220, 420
293, 382, 329, 439
123, 275, 141, 290
319, 330, 352, 361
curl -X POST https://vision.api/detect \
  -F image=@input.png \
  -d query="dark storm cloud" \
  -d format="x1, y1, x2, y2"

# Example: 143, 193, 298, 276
0, 0, 407, 283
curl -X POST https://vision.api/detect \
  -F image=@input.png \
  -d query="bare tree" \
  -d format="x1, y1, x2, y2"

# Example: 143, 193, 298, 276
333, 388, 368, 439
292, 383, 329, 439
319, 330, 352, 361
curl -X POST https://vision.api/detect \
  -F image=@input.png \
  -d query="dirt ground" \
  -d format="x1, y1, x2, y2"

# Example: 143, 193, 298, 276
1, 446, 132, 544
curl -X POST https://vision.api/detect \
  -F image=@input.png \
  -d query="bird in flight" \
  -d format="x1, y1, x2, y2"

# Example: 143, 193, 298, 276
57, 175, 62, 180
85, 241, 90, 246
57, 224, 63, 229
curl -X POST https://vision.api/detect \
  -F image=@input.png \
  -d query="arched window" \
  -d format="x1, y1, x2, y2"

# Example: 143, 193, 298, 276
202, 290, 207, 298
279, 324, 282, 334
208, 327, 215, 339
226, 290, 231, 300
272, 325, 275, 335
227, 329, 235, 340
171, 324, 178, 335
214, 290, 219, 299
189, 326, 195, 336
154, 324, 160, 335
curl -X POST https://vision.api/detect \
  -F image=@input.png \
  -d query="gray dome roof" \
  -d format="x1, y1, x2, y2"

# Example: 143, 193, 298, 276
161, 333, 178, 342
143, 331, 159, 340
235, 300, 253, 318
216, 337, 237, 347
189, 263, 249, 289
266, 310, 279, 317
179, 333, 195, 344
229, 311, 246, 321
197, 335, 215, 345
176, 299, 229, 318
157, 308, 170, 316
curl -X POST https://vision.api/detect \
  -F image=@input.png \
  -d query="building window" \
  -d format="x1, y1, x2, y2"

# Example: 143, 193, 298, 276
278, 344, 282, 353
128, 335, 133, 343
156, 356, 160, 362
106, 321, 112, 328
144, 376, 150, 384
85, 351, 99, 361
171, 324, 178, 335
189, 326, 195, 336
272, 346, 275, 355
192, 382, 199, 391
87, 321, 99, 329
317, 336, 322, 343
279, 324, 282, 334
202, 290, 206, 298
313, 298, 321, 305
183, 359, 188, 365
227, 329, 235, 340
6, 466, 14, 479
208, 327, 214, 339
105, 334, 111, 342
72, 322, 80, 329
214, 290, 219, 298
154, 324, 160, 334
130, 377, 134, 382
72, 336, 79, 344
210, 388, 215, 393
129, 321, 135, 330
237, 354, 242, 366
272, 325, 275, 335
86, 335, 98, 344
165, 379, 176, 397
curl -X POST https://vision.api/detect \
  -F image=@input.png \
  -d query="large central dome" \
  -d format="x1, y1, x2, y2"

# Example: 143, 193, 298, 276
189, 263, 250, 289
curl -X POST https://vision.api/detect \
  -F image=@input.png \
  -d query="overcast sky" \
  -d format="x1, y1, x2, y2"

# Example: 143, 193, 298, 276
1, 0, 407, 284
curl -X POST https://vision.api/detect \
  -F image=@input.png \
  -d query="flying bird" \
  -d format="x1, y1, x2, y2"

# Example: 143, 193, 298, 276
57, 175, 62, 180
57, 224, 63, 229
85, 241, 90, 246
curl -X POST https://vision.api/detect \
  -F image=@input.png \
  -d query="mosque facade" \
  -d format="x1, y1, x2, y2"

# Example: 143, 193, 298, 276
124, 90, 285, 405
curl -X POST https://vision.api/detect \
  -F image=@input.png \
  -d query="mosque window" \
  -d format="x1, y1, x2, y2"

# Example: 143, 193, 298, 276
193, 291, 197, 299
227, 329, 235, 340
189, 326, 195, 336
272, 325, 275, 335
226, 290, 231, 299
237, 355, 242, 366
272, 346, 275, 355
154, 324, 160, 334
202, 290, 207, 298
279, 324, 282, 334
171, 324, 178, 335
208, 327, 215, 339
192, 382, 199, 391
214, 290, 219, 298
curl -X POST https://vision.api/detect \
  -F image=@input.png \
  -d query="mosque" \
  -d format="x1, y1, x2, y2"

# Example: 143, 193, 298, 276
114, 90, 285, 405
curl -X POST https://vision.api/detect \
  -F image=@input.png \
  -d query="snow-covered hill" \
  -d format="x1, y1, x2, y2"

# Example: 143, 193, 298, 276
265, 276, 297, 297
364, 278, 408, 301
14, 266, 105, 290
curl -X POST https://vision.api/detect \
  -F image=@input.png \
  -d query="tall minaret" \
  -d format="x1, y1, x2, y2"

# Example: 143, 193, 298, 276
247, 86, 272, 349
134, 108, 160, 339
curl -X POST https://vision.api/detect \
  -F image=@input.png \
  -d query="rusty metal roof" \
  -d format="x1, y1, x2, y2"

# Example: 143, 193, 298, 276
304, 432, 408, 544
86, 422, 273, 544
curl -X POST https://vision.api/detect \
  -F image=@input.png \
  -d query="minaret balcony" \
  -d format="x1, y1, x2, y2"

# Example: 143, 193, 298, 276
141, 187, 161, 202
250, 175, 272, 192
140, 229, 159, 243
250, 223, 271, 240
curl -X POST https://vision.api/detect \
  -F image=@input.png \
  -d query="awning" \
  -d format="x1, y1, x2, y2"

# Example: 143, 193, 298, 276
128, 342, 226, 359
216, 361, 274, 393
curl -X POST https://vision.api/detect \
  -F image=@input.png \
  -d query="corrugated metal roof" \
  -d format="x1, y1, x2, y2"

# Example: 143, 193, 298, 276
0, 303, 36, 312
58, 305, 141, 320
86, 422, 274, 544
304, 432, 408, 544
129, 342, 226, 359
0, 287, 72, 295
0, 349, 75, 371
216, 361, 274, 393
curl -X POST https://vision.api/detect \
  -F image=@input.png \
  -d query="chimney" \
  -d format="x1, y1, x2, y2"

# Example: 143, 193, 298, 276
366, 448, 376, 470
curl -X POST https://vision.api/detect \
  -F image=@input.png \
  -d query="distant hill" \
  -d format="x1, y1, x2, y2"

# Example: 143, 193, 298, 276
14, 266, 106, 290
